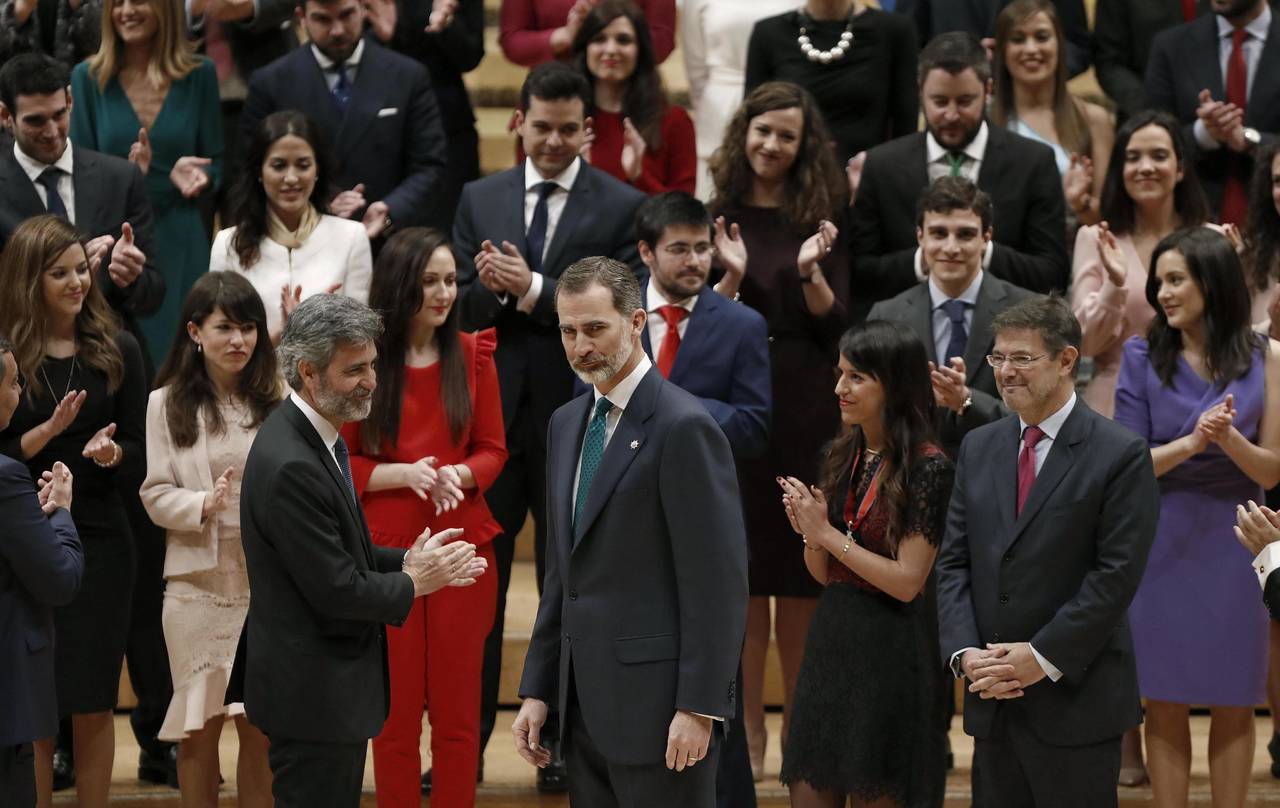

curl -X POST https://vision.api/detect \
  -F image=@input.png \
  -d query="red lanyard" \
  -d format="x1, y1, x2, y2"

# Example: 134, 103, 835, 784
843, 449, 883, 536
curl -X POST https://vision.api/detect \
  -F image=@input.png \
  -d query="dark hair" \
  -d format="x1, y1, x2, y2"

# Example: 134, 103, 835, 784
362, 228, 472, 451
1145, 227, 1259, 387
1243, 142, 1280, 293
154, 273, 281, 448
0, 53, 70, 112
635, 192, 713, 248
918, 31, 991, 89
571, 0, 667, 152
556, 256, 642, 316
520, 61, 593, 113
915, 176, 993, 231
708, 81, 846, 234
990, 294, 1082, 372
819, 321, 939, 557
229, 110, 336, 269
1098, 110, 1209, 235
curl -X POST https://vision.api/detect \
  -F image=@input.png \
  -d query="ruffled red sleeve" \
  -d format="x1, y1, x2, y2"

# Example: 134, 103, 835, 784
462, 329, 508, 493
633, 105, 697, 195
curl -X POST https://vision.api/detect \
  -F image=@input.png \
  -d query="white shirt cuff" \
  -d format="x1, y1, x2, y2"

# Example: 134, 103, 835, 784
516, 272, 543, 313
1193, 118, 1223, 152
949, 647, 977, 678
1029, 643, 1063, 682
981, 240, 994, 270
692, 712, 724, 722
914, 248, 927, 282
1255, 543, 1280, 589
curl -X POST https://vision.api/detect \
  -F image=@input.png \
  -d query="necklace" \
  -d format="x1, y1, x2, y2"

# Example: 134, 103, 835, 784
797, 7, 855, 64
40, 352, 78, 401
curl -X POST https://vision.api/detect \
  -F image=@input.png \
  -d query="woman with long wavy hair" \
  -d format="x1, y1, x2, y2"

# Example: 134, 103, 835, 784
339, 228, 507, 808
0, 214, 146, 808
778, 320, 953, 807
708, 79, 848, 779
1243, 142, 1280, 339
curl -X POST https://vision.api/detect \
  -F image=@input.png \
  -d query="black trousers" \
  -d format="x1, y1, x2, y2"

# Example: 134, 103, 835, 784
0, 743, 35, 808
972, 705, 1121, 808
715, 661, 756, 808
267, 736, 367, 808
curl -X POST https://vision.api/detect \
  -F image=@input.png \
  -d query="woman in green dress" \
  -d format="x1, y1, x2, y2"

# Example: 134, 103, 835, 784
71, 0, 223, 369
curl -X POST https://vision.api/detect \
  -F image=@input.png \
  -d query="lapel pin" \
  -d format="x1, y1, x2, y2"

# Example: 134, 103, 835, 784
630, 440, 639, 450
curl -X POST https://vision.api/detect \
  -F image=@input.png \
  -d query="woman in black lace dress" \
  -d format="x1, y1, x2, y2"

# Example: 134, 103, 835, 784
778, 320, 953, 807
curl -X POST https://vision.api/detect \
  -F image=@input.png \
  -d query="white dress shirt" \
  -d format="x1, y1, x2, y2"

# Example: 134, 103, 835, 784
645, 275, 698, 353
14, 141, 76, 224
1256, 543, 1280, 589
928, 271, 983, 363
1193, 4, 1272, 151
513, 157, 583, 312
915, 123, 994, 280
290, 391, 342, 470
312, 39, 364, 90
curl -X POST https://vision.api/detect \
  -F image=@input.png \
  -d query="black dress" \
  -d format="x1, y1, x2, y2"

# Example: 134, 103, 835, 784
0, 332, 146, 714
745, 7, 919, 164
781, 447, 953, 806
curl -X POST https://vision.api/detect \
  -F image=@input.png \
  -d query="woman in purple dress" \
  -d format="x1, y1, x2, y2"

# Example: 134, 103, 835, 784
1115, 227, 1280, 808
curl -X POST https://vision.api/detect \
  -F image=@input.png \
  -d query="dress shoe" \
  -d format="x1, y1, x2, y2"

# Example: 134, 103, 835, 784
138, 744, 179, 788
1269, 731, 1280, 778
51, 748, 75, 791
421, 760, 484, 795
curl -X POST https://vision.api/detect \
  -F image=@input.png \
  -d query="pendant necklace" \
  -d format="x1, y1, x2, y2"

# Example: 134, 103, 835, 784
40, 352, 78, 401
797, 6, 855, 64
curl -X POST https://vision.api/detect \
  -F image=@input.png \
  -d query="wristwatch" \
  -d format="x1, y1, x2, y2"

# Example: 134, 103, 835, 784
1242, 127, 1262, 152
957, 392, 973, 416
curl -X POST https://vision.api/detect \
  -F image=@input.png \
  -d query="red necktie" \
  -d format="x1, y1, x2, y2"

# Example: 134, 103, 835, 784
656, 305, 687, 378
1016, 425, 1046, 516
1220, 28, 1250, 226
1182, 0, 1198, 23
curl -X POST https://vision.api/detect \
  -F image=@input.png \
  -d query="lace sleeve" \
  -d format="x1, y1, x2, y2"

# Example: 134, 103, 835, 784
903, 454, 955, 548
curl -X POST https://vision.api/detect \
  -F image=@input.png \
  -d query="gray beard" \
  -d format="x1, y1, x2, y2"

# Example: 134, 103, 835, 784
314, 379, 372, 423
571, 339, 634, 386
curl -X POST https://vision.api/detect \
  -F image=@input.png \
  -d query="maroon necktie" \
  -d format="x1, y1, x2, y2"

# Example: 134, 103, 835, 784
656, 305, 687, 378
1016, 425, 1046, 516
1220, 28, 1250, 226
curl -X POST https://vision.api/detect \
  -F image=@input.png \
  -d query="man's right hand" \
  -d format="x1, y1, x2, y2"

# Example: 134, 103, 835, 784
960, 646, 1023, 699
402, 527, 480, 596
512, 698, 552, 768
37, 461, 73, 514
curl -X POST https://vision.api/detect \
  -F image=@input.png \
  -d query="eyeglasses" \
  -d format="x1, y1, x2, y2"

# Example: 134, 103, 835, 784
661, 243, 716, 260
985, 353, 1046, 369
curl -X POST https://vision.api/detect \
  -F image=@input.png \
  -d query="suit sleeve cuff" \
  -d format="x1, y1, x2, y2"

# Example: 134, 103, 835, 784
949, 647, 978, 678
1030, 643, 1064, 682
1194, 119, 1223, 151
692, 712, 724, 722
516, 272, 544, 313
1255, 543, 1280, 589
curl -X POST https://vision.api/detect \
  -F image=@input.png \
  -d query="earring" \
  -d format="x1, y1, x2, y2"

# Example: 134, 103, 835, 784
196, 343, 203, 353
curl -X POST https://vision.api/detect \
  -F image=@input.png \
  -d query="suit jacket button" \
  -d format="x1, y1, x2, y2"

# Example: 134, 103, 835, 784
568, 590, 578, 601
563, 634, 571, 643
999, 594, 1009, 604
1003, 553, 1013, 563
992, 633, 1001, 642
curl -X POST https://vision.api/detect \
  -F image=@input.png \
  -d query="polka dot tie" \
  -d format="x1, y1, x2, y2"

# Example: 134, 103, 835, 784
573, 397, 614, 531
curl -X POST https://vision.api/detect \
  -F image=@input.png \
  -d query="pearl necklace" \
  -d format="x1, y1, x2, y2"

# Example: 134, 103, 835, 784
797, 9, 855, 64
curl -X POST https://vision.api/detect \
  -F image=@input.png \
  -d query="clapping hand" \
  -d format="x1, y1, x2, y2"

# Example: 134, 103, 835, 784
108, 222, 146, 288
1196, 89, 1244, 148
474, 240, 533, 297
362, 0, 397, 41
82, 422, 119, 466
43, 389, 86, 438
578, 119, 596, 163
425, 0, 458, 32
1235, 499, 1280, 556
362, 200, 392, 239
777, 475, 829, 543
128, 128, 152, 175
403, 527, 485, 596
429, 464, 465, 516
1063, 153, 1093, 215
202, 467, 235, 520
929, 358, 970, 413
713, 216, 746, 282
84, 234, 116, 269
797, 219, 838, 279
1195, 394, 1236, 446
36, 461, 73, 514
1222, 222, 1246, 255
281, 281, 343, 323
331, 183, 367, 219
170, 156, 212, 199
620, 117, 647, 181
402, 455, 440, 501
1095, 221, 1126, 288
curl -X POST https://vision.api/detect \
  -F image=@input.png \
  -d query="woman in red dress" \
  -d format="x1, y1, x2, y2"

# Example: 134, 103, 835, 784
341, 227, 507, 808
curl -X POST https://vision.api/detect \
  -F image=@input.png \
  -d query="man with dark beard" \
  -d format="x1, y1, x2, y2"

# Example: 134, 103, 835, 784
229, 294, 488, 807
512, 257, 748, 808
848, 31, 1068, 321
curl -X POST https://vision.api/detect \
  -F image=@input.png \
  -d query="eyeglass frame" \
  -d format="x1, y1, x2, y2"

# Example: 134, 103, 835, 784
985, 353, 1048, 370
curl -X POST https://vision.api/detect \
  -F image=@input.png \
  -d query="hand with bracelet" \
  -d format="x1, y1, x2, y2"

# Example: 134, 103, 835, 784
777, 475, 849, 558
82, 422, 122, 468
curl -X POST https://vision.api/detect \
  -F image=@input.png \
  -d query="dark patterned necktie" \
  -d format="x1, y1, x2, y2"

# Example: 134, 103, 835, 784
573, 397, 613, 530
37, 167, 68, 218
332, 61, 352, 113
333, 435, 357, 504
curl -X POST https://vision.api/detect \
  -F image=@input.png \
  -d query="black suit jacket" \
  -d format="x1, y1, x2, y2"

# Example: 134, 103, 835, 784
1094, 0, 1212, 120
519, 367, 748, 765
0, 454, 82, 747
866, 273, 1034, 456
898, 0, 1090, 76
936, 400, 1159, 745
241, 37, 447, 228
0, 144, 164, 342
1146, 11, 1280, 217
453, 161, 646, 439
232, 398, 413, 742
850, 126, 1068, 320
1267, 569, 1280, 621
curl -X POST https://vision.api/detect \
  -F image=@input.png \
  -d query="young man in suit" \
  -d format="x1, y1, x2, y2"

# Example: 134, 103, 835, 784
240, 0, 447, 239
936, 296, 1159, 806
512, 257, 748, 808
455, 62, 647, 790
1145, 0, 1280, 226
0, 336, 82, 808
1093, 0, 1211, 121
849, 32, 1068, 321
231, 294, 487, 808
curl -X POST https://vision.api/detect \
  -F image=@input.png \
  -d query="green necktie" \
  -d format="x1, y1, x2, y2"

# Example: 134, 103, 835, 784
947, 151, 965, 177
573, 397, 614, 531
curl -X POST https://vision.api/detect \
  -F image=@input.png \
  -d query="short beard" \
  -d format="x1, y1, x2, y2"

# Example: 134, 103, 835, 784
314, 374, 372, 423
571, 338, 634, 386
926, 118, 982, 151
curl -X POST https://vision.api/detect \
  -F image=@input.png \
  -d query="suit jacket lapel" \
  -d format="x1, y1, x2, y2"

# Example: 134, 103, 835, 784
964, 276, 1005, 384
906, 285, 937, 365
542, 165, 592, 276
555, 393, 592, 550
0, 149, 45, 219
993, 417, 1019, 533
1004, 403, 1090, 552
70, 147, 101, 234
640, 286, 654, 357
668, 287, 719, 382
298, 47, 344, 140
1247, 16, 1280, 126
336, 39, 384, 155
1194, 16, 1225, 98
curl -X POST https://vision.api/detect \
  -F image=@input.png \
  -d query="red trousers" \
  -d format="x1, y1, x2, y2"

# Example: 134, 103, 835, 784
372, 543, 498, 808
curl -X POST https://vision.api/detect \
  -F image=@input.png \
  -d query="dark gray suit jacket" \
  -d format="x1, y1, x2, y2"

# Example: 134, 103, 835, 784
1094, 0, 1211, 119
519, 367, 749, 765
936, 400, 1159, 745
866, 274, 1034, 456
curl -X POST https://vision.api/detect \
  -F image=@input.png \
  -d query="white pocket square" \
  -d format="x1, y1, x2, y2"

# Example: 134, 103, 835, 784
377, 107, 399, 118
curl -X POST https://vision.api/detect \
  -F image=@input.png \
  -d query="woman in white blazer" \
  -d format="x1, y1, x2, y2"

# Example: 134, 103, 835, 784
140, 272, 283, 807
209, 110, 372, 344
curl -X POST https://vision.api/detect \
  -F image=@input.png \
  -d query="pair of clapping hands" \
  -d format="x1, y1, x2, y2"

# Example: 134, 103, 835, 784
37, 461, 74, 514
43, 390, 122, 467
401, 455, 465, 516
402, 526, 487, 596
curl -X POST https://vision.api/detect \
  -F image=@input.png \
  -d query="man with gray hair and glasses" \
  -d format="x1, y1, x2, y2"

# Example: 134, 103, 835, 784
228, 294, 488, 807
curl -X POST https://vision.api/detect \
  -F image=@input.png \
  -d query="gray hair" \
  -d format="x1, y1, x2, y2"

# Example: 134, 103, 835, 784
277, 294, 383, 390
555, 256, 642, 317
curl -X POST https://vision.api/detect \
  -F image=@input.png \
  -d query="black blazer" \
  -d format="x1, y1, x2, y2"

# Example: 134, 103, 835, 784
1146, 10, 1280, 216
866, 273, 1034, 456
1093, 0, 1211, 120
0, 144, 164, 341
1267, 570, 1280, 621
0, 453, 82, 747
519, 368, 748, 765
241, 37, 448, 228
849, 126, 1068, 321
936, 400, 1159, 745
453, 161, 646, 439
382, 0, 483, 136
231, 398, 413, 743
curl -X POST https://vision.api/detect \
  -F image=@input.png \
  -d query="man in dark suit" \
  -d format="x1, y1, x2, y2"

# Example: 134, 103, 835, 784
850, 32, 1068, 322
1146, 0, 1280, 225
240, 0, 446, 239
0, 336, 83, 808
232, 294, 487, 807
897, 0, 1091, 76
512, 256, 748, 808
1094, 0, 1212, 121
936, 296, 1159, 806
455, 62, 647, 789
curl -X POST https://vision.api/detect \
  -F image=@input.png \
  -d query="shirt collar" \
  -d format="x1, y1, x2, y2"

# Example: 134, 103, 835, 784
1217, 3, 1271, 42
524, 155, 581, 194
928, 270, 984, 310
312, 38, 364, 70
290, 390, 340, 452
1019, 391, 1077, 441
646, 274, 699, 314
926, 121, 989, 166
14, 139, 74, 182
592, 352, 653, 412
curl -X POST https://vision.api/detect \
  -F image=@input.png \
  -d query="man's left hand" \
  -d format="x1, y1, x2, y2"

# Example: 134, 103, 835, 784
929, 358, 970, 413
1236, 500, 1280, 556
485, 241, 534, 297
982, 642, 1048, 697
108, 222, 145, 288
665, 710, 711, 772
363, 201, 392, 239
